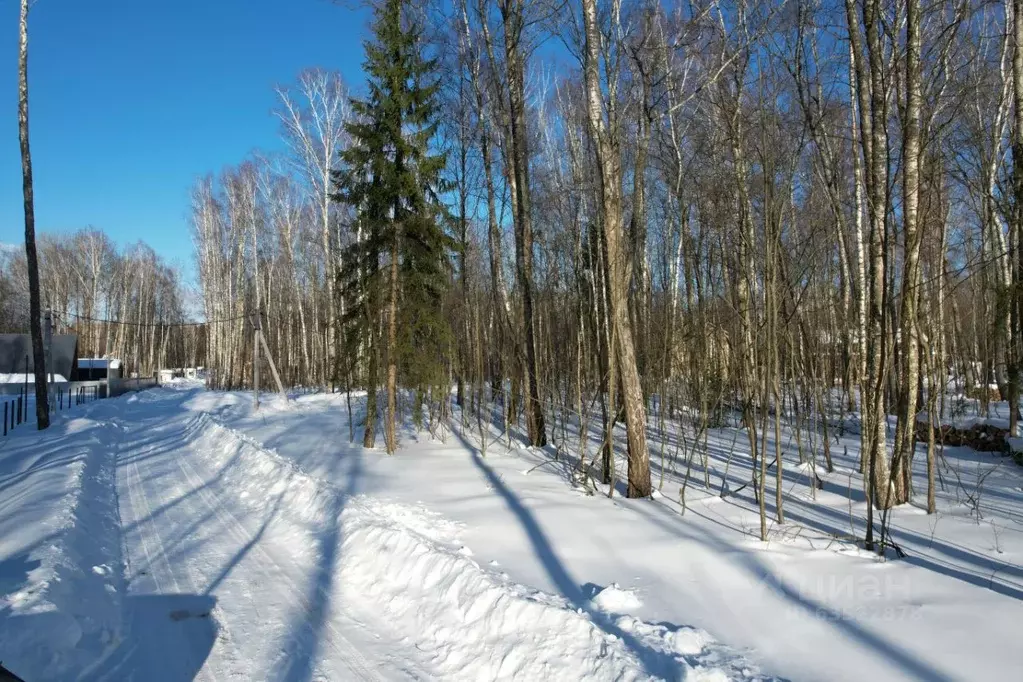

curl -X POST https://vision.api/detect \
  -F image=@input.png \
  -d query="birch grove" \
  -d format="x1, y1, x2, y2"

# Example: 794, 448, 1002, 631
0, 0, 1018, 533
178, 0, 1023, 523
1, 230, 194, 377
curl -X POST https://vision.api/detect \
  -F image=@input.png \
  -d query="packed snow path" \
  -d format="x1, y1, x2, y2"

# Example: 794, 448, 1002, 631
5, 383, 1021, 680
94, 390, 426, 681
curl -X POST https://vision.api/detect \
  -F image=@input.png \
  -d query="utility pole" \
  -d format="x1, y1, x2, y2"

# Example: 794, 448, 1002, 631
253, 314, 260, 409
251, 309, 287, 410
258, 325, 287, 397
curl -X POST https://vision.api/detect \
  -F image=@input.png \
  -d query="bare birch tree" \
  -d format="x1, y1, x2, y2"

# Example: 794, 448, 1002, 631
18, 0, 48, 429
275, 70, 350, 387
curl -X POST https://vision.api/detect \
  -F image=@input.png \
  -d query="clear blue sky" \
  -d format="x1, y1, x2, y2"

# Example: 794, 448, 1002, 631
0, 0, 370, 281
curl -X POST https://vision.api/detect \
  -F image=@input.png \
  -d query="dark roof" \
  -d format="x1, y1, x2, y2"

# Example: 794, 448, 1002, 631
0, 334, 79, 379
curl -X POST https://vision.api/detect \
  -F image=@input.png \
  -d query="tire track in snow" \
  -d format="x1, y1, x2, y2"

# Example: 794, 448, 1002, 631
174, 445, 383, 681
192, 410, 437, 680
129, 460, 225, 682
115, 413, 249, 682
173, 418, 387, 681
118, 419, 225, 682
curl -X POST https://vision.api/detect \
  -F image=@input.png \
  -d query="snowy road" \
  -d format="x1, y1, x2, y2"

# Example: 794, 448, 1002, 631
3, 385, 760, 681
19, 382, 1011, 680
89, 391, 427, 681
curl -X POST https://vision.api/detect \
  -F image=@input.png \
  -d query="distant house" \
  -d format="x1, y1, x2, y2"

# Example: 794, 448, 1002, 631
74, 358, 123, 382
0, 333, 78, 380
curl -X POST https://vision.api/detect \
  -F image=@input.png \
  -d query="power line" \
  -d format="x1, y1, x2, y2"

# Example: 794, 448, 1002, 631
4, 298, 255, 329
4, 299, 268, 331
55, 310, 250, 328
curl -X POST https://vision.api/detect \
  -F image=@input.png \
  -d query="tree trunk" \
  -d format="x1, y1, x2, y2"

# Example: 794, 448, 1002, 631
385, 230, 399, 454
629, 48, 653, 386
19, 0, 48, 430
847, 0, 893, 527
893, 0, 923, 504
501, 0, 546, 447
581, 0, 650, 497
1009, 0, 1023, 437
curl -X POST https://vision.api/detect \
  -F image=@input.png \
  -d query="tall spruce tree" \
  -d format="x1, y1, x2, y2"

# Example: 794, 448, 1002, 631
334, 0, 451, 453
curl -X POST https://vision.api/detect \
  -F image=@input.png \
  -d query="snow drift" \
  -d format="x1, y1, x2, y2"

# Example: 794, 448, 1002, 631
191, 411, 772, 681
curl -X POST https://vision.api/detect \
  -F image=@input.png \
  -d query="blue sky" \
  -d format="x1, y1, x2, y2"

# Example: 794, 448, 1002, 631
0, 0, 370, 281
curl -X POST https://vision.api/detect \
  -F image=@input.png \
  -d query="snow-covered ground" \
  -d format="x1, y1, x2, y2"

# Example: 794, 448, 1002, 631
1, 382, 1021, 680
0, 373, 69, 384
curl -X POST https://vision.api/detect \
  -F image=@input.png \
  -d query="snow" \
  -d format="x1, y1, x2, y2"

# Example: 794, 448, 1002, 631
589, 583, 644, 613
196, 388, 1023, 681
0, 372, 69, 383
0, 382, 1021, 680
78, 359, 122, 370
916, 410, 1012, 432
0, 416, 122, 679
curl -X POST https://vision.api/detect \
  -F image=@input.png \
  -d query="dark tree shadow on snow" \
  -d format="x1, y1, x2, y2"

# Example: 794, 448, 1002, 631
452, 413, 969, 682
79, 594, 218, 682
628, 497, 962, 682
273, 434, 363, 682
452, 427, 765, 681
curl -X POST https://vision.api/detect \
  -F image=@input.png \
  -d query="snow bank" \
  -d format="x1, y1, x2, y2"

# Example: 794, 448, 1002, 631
339, 504, 754, 681
188, 411, 771, 681
0, 417, 124, 680
187, 412, 342, 529
589, 583, 644, 613
0, 372, 69, 384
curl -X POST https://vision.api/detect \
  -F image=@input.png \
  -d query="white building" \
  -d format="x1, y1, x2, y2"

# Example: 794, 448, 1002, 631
76, 358, 123, 381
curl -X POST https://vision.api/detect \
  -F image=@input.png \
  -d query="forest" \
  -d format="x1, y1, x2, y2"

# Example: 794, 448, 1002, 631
4, 3, 1023, 680
12, 0, 1023, 547
0, 231, 197, 378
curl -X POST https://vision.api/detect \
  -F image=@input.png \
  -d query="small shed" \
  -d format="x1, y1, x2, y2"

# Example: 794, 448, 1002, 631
75, 358, 123, 381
